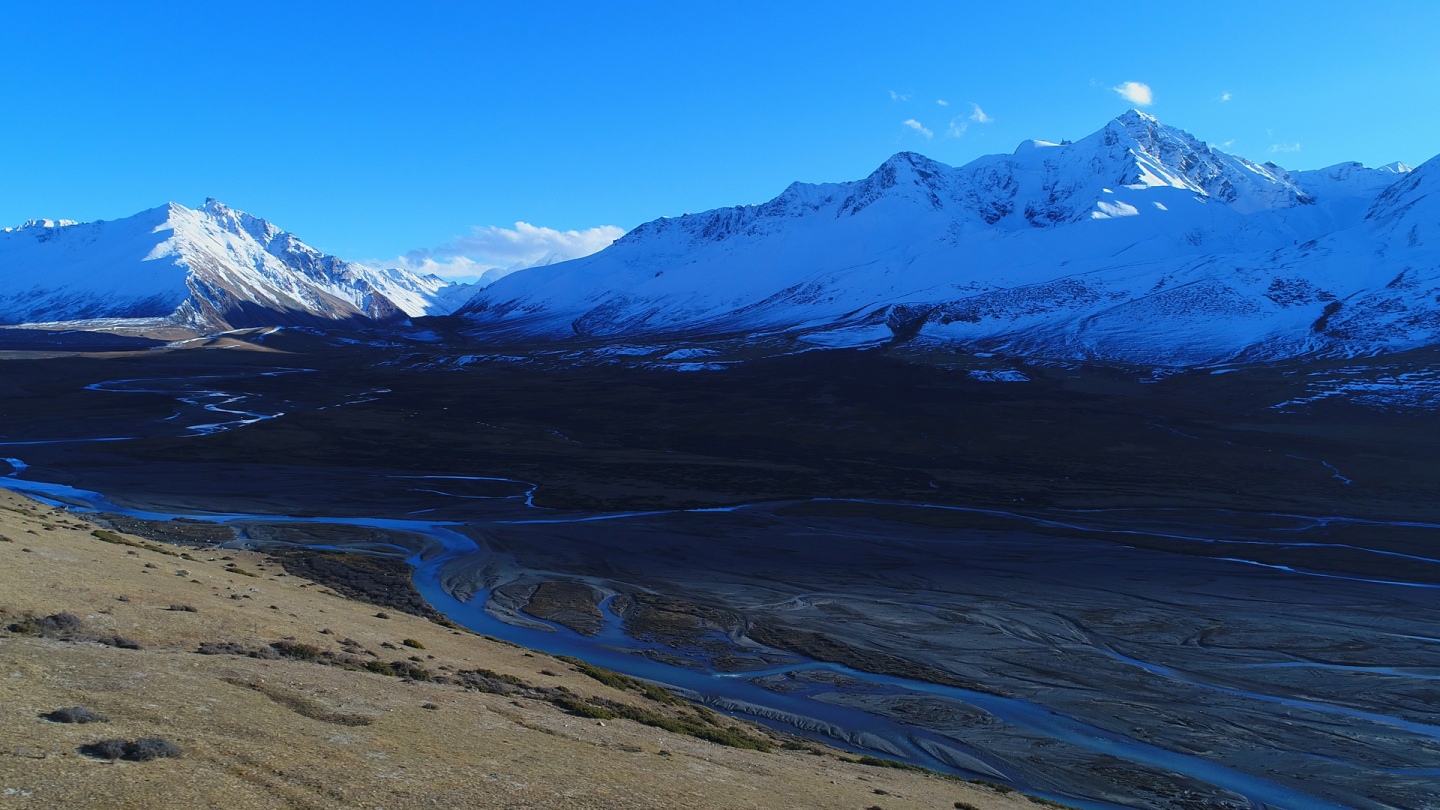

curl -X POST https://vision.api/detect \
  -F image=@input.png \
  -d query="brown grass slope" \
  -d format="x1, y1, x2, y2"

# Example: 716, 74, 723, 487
0, 488, 1036, 810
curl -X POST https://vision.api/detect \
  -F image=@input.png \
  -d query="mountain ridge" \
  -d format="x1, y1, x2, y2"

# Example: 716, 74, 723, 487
460, 111, 1436, 366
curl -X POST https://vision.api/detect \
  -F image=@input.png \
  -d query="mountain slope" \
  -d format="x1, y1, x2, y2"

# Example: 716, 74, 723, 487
461, 111, 1430, 365
0, 200, 471, 330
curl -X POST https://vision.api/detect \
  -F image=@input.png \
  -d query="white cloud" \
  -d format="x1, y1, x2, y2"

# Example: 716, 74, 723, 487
1268, 142, 1302, 154
889, 90, 910, 101
388, 221, 626, 282
947, 103, 992, 137
902, 119, 933, 139
1218, 139, 1236, 149
936, 99, 949, 106
1219, 92, 1233, 102
1112, 81, 1154, 106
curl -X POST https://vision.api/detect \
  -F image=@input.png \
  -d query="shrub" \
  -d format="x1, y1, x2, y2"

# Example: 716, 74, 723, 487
552, 696, 616, 720
101, 636, 142, 650
166, 605, 198, 613
269, 640, 322, 661
7, 612, 83, 638
80, 739, 128, 760
197, 641, 280, 659
43, 707, 109, 724
849, 755, 927, 773
124, 737, 183, 761
364, 661, 396, 677
92, 529, 178, 557
956, 803, 980, 810
402, 638, 425, 649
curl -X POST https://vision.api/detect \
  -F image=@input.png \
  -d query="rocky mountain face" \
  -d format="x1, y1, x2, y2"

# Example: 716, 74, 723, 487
461, 111, 1431, 366
0, 199, 470, 330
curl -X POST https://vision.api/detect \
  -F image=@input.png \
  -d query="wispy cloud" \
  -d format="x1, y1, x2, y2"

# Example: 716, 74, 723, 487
1112, 81, 1154, 106
945, 103, 993, 139
902, 119, 933, 139
389, 222, 626, 282
943, 103, 994, 139
889, 90, 910, 101
1268, 142, 1301, 154
1219, 92, 1232, 102
1217, 139, 1236, 149
936, 99, 949, 106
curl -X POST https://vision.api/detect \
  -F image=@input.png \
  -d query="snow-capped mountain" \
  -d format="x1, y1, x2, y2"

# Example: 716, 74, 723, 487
0, 199, 471, 330
461, 111, 1433, 365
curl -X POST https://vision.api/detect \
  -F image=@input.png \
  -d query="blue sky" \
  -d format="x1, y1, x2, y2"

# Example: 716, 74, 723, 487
2, 1, 1437, 279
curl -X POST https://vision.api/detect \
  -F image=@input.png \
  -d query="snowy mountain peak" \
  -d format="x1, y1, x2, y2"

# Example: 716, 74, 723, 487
1013, 139, 1062, 154
4, 218, 81, 232
1093, 110, 1309, 211
1367, 153, 1440, 242
0, 201, 472, 329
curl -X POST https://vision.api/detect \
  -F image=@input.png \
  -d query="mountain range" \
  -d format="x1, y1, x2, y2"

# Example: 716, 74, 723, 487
4, 111, 1437, 366
461, 110, 1434, 365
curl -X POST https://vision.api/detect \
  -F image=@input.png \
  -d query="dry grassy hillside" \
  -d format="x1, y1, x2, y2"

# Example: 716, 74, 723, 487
0, 488, 1037, 810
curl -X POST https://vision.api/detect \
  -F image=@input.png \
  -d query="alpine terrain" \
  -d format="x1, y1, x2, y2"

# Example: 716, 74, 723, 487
0, 199, 472, 330
461, 111, 1432, 366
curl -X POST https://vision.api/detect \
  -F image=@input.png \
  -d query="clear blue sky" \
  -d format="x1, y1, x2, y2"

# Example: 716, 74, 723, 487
2, 1, 1437, 276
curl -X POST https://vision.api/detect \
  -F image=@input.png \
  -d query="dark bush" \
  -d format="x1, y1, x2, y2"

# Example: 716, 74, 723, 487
853, 755, 926, 773
101, 636, 142, 650
269, 640, 322, 661
43, 707, 109, 724
197, 641, 280, 659
555, 656, 684, 704
79, 736, 183, 762
955, 803, 980, 810
166, 605, 198, 613
124, 737, 183, 761
552, 696, 616, 720
7, 612, 84, 639
80, 739, 128, 760
402, 638, 424, 649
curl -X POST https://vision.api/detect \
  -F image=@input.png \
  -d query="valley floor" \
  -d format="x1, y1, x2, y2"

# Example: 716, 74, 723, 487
2, 324, 1438, 809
